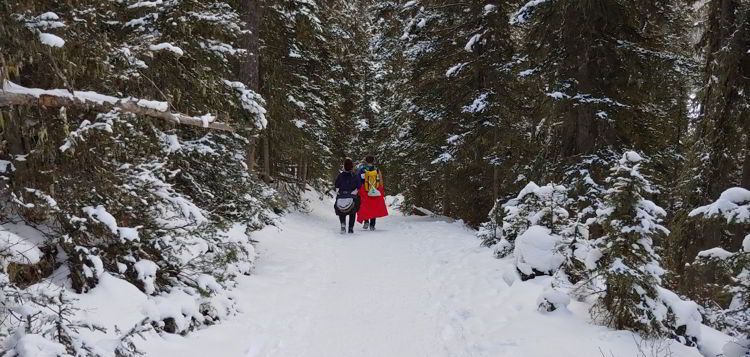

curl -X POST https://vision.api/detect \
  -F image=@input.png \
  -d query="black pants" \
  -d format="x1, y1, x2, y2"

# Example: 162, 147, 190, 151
366, 218, 376, 228
339, 212, 356, 230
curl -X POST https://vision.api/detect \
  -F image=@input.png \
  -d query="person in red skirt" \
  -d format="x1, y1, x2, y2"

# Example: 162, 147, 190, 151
356, 156, 388, 230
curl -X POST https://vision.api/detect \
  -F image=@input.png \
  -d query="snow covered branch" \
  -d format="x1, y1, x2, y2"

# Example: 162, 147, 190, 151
0, 81, 233, 131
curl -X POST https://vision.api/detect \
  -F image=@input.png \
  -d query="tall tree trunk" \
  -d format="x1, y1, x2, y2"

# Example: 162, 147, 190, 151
246, 137, 256, 173
240, 0, 261, 91
492, 165, 499, 203
262, 135, 270, 177
241, 0, 262, 173
300, 158, 308, 188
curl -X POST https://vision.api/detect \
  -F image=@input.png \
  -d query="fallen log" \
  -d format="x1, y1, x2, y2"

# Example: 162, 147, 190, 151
0, 80, 233, 131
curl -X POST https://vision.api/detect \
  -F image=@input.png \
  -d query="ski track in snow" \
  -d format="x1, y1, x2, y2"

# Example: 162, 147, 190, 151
139, 194, 707, 357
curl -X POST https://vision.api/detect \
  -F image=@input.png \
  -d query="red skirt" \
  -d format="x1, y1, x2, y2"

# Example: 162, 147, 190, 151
357, 185, 389, 222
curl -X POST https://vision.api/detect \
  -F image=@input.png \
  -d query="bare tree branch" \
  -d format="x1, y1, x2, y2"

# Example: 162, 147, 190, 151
0, 81, 233, 131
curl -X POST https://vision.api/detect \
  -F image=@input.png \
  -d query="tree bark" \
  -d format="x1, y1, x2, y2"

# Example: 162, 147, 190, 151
492, 165, 499, 202
240, 0, 261, 92
262, 135, 270, 177
246, 137, 256, 173
240, 0, 263, 173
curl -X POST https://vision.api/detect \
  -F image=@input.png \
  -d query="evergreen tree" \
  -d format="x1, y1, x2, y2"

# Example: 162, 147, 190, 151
669, 0, 750, 276
0, 0, 278, 351
370, 0, 523, 225
685, 187, 750, 337
589, 152, 698, 344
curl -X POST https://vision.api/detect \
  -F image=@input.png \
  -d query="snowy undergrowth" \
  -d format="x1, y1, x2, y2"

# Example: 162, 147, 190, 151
136, 190, 728, 357
2, 1, 278, 355
479, 151, 743, 356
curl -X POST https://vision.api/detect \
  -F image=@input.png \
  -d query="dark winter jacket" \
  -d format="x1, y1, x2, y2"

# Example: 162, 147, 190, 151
335, 171, 360, 195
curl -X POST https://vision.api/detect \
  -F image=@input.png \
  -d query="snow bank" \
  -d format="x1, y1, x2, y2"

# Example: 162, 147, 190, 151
75, 273, 148, 330
722, 339, 750, 357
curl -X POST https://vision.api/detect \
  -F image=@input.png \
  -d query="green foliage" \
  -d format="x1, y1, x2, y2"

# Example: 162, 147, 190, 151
589, 152, 673, 336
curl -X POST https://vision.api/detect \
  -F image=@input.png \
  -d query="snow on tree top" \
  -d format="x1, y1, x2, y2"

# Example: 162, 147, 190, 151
38, 32, 64, 47
689, 187, 750, 222
511, 0, 551, 25
465, 34, 481, 52
39, 12, 59, 20
128, 0, 164, 8
149, 43, 185, 56
622, 151, 643, 163
697, 247, 735, 260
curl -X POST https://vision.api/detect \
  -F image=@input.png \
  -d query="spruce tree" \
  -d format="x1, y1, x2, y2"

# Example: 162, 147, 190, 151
670, 0, 750, 276
590, 151, 699, 343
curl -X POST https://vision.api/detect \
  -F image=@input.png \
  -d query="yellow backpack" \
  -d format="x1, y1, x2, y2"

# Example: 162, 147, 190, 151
363, 169, 381, 196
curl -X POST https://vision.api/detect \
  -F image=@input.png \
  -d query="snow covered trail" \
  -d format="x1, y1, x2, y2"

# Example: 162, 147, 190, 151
139, 193, 707, 357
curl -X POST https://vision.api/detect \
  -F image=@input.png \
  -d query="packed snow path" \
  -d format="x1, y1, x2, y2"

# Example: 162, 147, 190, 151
140, 194, 710, 357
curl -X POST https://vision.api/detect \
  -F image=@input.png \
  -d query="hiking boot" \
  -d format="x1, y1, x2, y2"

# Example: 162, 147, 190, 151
340, 223, 346, 234
363, 221, 369, 230
369, 225, 375, 231
348, 228, 354, 234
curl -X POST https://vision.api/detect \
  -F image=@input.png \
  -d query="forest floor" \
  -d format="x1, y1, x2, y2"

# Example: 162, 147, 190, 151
136, 192, 727, 357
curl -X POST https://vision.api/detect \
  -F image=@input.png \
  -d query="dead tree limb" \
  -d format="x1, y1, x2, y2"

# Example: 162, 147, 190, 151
0, 81, 233, 131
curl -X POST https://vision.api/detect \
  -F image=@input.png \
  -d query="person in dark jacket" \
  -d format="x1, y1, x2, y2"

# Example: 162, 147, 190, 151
334, 158, 361, 234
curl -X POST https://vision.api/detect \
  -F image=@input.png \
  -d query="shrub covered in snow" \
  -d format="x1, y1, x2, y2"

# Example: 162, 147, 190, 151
479, 182, 570, 259
683, 187, 750, 339
537, 284, 571, 313
514, 225, 564, 280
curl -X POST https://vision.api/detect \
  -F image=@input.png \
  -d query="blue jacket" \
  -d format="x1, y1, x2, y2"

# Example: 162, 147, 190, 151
335, 171, 360, 195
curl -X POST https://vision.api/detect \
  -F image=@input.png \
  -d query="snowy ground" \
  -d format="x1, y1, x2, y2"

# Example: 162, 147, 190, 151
130, 192, 732, 357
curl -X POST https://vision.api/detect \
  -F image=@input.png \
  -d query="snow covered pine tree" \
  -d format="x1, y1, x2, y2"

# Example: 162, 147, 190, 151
588, 152, 701, 345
